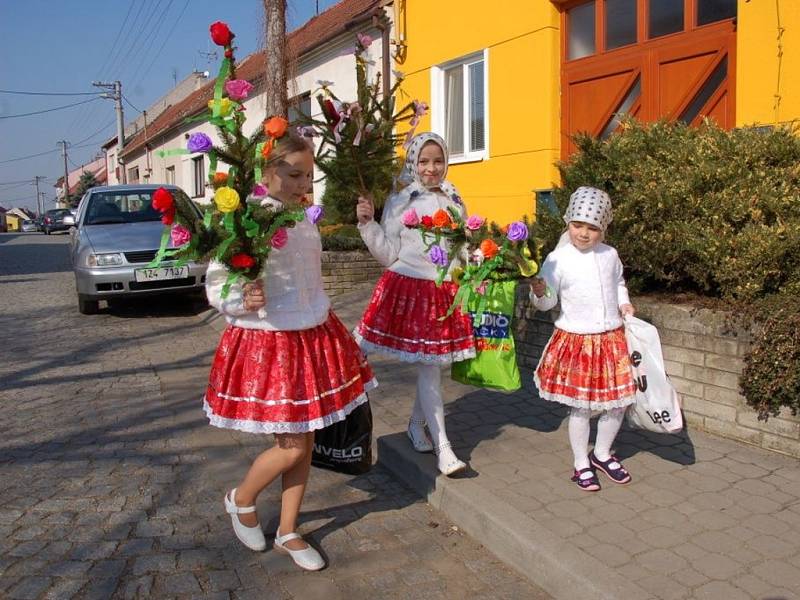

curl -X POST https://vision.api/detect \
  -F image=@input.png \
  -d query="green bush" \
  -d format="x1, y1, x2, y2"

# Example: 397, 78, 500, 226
547, 119, 800, 417
319, 223, 366, 251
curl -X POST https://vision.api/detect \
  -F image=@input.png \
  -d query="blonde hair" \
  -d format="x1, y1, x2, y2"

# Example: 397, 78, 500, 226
263, 130, 313, 169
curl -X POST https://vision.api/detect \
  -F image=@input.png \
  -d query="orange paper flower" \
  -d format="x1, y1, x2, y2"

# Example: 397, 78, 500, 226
264, 116, 288, 139
432, 209, 451, 228
261, 139, 274, 159
213, 172, 228, 185
479, 239, 499, 259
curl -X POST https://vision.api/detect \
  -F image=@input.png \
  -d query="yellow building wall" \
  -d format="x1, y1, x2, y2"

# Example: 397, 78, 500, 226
396, 0, 562, 223
737, 0, 800, 127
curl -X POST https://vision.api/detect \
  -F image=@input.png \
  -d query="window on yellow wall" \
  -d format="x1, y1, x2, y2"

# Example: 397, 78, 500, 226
434, 51, 487, 163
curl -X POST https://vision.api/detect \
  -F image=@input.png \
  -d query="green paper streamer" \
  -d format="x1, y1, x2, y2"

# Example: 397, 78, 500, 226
215, 211, 237, 260
146, 227, 172, 267
221, 271, 239, 299
156, 148, 190, 158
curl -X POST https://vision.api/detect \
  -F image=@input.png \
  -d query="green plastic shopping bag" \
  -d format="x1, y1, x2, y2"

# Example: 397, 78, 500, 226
450, 280, 521, 391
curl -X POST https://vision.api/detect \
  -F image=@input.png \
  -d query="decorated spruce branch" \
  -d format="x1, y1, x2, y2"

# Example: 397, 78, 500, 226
402, 208, 541, 322
299, 33, 428, 223
149, 21, 317, 297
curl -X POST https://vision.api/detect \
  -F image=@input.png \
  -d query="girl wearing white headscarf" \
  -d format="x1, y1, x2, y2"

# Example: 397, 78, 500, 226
354, 132, 474, 476
530, 186, 637, 492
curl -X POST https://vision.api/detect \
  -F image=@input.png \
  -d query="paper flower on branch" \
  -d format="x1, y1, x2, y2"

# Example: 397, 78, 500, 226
506, 221, 529, 242
225, 79, 253, 101
148, 20, 309, 299
305, 205, 325, 225
187, 132, 213, 153
214, 186, 240, 213
210, 21, 234, 46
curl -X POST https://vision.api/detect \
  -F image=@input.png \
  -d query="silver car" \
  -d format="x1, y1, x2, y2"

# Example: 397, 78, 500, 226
68, 184, 207, 314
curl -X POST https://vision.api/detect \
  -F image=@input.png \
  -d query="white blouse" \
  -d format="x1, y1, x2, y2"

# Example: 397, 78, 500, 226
531, 242, 631, 334
358, 188, 467, 281
205, 216, 330, 331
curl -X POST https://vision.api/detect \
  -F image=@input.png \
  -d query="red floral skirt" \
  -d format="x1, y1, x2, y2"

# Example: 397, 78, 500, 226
204, 311, 376, 434
534, 327, 637, 410
354, 270, 475, 364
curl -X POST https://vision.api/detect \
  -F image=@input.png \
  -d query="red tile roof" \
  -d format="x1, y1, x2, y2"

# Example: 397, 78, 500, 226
121, 0, 381, 159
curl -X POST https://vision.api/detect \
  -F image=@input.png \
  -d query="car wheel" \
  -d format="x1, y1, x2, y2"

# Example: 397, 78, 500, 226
78, 295, 100, 315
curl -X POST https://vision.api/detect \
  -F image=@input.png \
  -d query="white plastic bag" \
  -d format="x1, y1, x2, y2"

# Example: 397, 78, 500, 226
623, 316, 684, 433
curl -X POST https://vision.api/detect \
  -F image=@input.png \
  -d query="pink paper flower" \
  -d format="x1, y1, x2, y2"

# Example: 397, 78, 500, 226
466, 215, 485, 231
402, 208, 420, 227
251, 183, 268, 197
170, 224, 192, 247
270, 227, 288, 249
357, 33, 373, 49
225, 79, 253, 101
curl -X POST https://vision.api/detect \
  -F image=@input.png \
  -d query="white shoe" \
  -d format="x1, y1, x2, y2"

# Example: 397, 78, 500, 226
224, 488, 266, 551
274, 530, 325, 571
407, 419, 434, 453
436, 443, 467, 477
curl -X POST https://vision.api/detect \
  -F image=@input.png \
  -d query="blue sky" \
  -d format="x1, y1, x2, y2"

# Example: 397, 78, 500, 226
0, 0, 341, 213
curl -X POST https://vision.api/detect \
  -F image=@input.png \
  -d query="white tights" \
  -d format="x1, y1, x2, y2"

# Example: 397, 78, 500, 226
412, 364, 457, 460
568, 407, 626, 470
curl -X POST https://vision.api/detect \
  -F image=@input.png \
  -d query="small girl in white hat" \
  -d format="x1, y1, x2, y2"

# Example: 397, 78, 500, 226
530, 186, 637, 492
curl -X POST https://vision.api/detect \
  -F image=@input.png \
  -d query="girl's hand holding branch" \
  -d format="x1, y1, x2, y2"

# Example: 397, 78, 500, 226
356, 196, 375, 224
243, 281, 266, 312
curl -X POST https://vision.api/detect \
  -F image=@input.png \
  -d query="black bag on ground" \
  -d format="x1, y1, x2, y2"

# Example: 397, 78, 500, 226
311, 399, 372, 475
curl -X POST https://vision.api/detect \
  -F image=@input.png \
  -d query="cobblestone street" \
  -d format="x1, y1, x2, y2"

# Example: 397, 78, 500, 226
0, 233, 548, 600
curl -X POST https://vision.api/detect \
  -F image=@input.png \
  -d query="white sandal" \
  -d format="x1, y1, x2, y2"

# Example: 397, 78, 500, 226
407, 418, 434, 453
435, 442, 467, 477
224, 488, 266, 551
274, 530, 325, 571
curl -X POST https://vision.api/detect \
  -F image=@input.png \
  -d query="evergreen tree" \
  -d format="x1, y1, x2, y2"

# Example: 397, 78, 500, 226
68, 171, 98, 207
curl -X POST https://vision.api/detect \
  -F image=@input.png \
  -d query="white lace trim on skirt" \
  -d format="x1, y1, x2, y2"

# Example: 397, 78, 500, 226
353, 330, 475, 365
203, 378, 376, 435
533, 372, 636, 410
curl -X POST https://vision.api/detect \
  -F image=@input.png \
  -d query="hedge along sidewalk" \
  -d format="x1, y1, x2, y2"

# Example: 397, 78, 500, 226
204, 283, 800, 599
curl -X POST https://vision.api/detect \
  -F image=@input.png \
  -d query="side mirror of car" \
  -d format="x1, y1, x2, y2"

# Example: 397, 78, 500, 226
63, 215, 76, 226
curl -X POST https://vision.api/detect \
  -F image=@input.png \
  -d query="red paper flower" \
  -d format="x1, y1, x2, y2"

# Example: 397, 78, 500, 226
322, 99, 338, 123
152, 187, 175, 213
421, 215, 434, 228
224, 48, 233, 59
161, 209, 175, 226
210, 21, 234, 47
229, 253, 256, 269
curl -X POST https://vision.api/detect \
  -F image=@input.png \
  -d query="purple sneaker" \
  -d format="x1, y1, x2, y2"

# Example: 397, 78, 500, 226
571, 468, 601, 492
589, 451, 632, 485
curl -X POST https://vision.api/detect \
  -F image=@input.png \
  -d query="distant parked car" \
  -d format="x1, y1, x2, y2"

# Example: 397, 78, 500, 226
21, 219, 38, 233
42, 208, 74, 234
68, 184, 208, 315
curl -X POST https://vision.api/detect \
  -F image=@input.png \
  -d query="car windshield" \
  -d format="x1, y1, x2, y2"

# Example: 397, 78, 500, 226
84, 189, 196, 225
47, 210, 71, 218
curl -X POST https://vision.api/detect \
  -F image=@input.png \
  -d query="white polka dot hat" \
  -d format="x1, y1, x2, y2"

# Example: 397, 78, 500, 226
563, 186, 613, 231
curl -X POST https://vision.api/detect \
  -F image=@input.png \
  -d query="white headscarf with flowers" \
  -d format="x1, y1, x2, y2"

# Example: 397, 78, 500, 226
396, 132, 462, 205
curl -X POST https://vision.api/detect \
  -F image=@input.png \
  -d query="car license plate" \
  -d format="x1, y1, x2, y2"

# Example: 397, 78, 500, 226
134, 266, 189, 282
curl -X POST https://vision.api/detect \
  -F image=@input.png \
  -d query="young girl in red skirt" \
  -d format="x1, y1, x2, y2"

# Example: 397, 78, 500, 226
530, 186, 637, 492
204, 129, 376, 570
354, 132, 474, 476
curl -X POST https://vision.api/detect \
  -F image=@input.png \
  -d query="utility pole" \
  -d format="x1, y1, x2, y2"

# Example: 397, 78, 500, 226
58, 141, 69, 208
33, 176, 45, 216
39, 192, 46, 213
93, 80, 126, 183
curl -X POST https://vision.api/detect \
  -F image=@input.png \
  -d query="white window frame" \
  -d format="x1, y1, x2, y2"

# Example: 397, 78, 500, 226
430, 49, 489, 165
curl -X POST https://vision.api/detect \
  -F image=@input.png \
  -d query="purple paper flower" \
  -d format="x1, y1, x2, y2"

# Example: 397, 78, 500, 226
506, 221, 529, 242
429, 245, 448, 268
224, 79, 253, 101
305, 205, 324, 225
187, 132, 213, 153
451, 193, 463, 205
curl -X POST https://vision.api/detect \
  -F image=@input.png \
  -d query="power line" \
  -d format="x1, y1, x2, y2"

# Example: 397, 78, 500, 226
0, 89, 102, 96
0, 141, 104, 165
137, 0, 191, 87
0, 97, 101, 120
125, 0, 176, 89
122, 94, 142, 114
73, 119, 115, 147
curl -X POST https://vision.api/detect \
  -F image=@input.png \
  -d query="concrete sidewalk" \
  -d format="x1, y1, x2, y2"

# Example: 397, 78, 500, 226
306, 285, 800, 600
